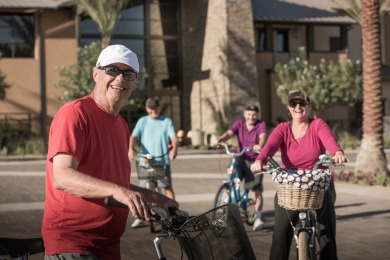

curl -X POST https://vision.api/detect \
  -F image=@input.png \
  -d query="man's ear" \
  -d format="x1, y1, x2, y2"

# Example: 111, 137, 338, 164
92, 67, 99, 82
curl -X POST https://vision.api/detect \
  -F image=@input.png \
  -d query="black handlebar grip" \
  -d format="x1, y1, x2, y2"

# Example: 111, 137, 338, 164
104, 197, 128, 209
168, 207, 178, 216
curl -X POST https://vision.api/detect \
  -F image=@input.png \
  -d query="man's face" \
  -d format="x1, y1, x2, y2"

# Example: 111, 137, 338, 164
93, 62, 137, 109
244, 110, 257, 125
146, 106, 160, 119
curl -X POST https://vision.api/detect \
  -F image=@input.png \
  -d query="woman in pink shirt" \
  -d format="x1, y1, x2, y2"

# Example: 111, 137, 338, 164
251, 89, 348, 260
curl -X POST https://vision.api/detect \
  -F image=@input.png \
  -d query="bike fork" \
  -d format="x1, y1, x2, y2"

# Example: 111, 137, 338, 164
293, 212, 319, 259
154, 234, 167, 260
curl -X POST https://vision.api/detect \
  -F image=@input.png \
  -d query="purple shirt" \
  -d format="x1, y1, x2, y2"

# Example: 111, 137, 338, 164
230, 119, 267, 161
256, 118, 342, 170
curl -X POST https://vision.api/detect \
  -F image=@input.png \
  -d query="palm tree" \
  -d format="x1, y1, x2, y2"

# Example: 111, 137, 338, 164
331, 0, 390, 20
331, 0, 390, 181
75, 0, 131, 48
355, 0, 389, 180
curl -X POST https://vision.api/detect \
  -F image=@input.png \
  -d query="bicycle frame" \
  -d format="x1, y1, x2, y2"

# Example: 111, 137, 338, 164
225, 157, 250, 208
214, 142, 256, 226
266, 155, 335, 260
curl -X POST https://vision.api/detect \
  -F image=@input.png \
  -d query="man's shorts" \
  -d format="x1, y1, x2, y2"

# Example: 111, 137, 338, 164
236, 158, 264, 192
45, 253, 102, 260
137, 165, 172, 188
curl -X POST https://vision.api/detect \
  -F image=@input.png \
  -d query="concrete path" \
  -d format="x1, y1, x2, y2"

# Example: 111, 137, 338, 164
0, 151, 389, 259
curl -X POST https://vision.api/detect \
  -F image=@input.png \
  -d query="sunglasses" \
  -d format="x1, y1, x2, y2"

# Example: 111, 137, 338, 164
98, 66, 138, 81
289, 101, 307, 108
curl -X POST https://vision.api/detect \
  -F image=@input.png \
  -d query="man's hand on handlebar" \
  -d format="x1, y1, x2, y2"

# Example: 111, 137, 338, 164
112, 185, 151, 221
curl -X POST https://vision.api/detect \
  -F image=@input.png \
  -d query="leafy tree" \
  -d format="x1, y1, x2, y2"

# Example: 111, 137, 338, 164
55, 41, 101, 102
274, 47, 362, 116
75, 0, 131, 48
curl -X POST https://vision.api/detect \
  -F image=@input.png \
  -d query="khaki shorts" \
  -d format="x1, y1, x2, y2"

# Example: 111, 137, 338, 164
137, 165, 172, 188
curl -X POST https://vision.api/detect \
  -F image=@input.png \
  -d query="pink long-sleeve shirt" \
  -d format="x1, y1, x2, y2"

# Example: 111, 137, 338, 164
256, 119, 342, 170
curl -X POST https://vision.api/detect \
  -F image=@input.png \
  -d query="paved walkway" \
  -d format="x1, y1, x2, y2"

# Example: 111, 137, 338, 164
0, 151, 389, 259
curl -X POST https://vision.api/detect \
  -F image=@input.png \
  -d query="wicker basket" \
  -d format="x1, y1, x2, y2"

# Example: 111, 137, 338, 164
176, 204, 256, 260
276, 184, 325, 210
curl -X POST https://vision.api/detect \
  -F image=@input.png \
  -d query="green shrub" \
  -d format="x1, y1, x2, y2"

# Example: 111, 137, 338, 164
337, 131, 361, 149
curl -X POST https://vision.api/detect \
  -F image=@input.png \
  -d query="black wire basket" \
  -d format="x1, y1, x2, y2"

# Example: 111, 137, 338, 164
175, 204, 256, 260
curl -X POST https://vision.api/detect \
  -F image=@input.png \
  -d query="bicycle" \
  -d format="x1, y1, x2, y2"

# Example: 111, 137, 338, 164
214, 142, 257, 226
264, 154, 337, 260
0, 237, 44, 259
135, 150, 170, 233
104, 197, 256, 260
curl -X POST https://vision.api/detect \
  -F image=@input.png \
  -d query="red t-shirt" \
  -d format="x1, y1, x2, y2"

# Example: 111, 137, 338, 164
42, 96, 131, 259
256, 119, 342, 170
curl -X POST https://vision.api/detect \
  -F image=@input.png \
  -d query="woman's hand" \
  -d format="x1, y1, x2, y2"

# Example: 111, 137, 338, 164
332, 151, 349, 164
250, 160, 263, 173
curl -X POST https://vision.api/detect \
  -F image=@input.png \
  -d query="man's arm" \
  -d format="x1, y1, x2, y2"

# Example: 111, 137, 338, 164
52, 153, 152, 220
128, 135, 138, 161
253, 132, 266, 152
216, 129, 234, 144
169, 135, 178, 160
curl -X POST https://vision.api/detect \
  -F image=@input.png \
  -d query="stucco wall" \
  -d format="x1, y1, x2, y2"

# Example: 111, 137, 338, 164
0, 9, 77, 136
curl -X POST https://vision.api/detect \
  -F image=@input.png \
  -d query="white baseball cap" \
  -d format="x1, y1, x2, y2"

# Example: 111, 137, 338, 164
96, 44, 139, 72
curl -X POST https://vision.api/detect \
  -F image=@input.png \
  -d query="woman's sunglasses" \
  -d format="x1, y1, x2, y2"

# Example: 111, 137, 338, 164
98, 66, 138, 81
289, 101, 307, 108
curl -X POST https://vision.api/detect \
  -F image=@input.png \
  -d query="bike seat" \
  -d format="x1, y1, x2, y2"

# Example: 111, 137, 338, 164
0, 237, 44, 256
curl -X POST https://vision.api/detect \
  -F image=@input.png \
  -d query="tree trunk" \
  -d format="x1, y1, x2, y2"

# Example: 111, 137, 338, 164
355, 0, 389, 179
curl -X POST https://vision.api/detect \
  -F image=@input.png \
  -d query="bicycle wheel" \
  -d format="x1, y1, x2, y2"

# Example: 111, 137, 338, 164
297, 230, 310, 260
214, 184, 230, 207
245, 198, 256, 226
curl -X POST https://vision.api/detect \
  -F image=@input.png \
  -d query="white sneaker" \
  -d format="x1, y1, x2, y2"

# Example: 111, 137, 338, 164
253, 218, 264, 231
131, 218, 145, 228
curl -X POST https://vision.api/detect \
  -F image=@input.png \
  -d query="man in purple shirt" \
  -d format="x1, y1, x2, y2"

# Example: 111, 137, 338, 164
216, 105, 267, 231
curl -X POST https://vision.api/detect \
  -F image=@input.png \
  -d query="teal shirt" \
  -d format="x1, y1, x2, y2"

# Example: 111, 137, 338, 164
132, 115, 176, 166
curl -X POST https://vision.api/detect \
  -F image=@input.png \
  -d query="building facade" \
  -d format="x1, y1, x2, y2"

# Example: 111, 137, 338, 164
0, 0, 389, 144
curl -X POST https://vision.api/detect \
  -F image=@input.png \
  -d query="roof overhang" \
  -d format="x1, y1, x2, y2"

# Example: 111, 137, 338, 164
252, 0, 356, 24
0, 0, 74, 10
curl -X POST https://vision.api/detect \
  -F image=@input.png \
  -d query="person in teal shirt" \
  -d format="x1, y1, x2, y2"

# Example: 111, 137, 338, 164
129, 97, 178, 228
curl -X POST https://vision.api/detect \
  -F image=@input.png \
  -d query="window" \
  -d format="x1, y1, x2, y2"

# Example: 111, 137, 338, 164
275, 30, 289, 52
0, 14, 34, 58
257, 28, 266, 52
329, 37, 341, 52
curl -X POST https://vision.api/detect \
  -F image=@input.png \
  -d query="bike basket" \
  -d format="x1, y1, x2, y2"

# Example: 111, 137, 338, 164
136, 165, 166, 180
175, 204, 256, 260
276, 184, 325, 210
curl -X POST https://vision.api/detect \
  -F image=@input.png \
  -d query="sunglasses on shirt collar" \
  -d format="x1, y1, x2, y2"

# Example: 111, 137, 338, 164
98, 66, 138, 81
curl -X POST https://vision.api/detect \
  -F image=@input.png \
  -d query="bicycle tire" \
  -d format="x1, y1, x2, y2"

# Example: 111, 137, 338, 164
245, 198, 256, 226
298, 230, 310, 260
214, 183, 230, 207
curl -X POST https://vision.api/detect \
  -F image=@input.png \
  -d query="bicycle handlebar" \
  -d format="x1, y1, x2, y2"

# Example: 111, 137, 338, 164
265, 154, 343, 174
218, 142, 253, 157
104, 197, 189, 221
